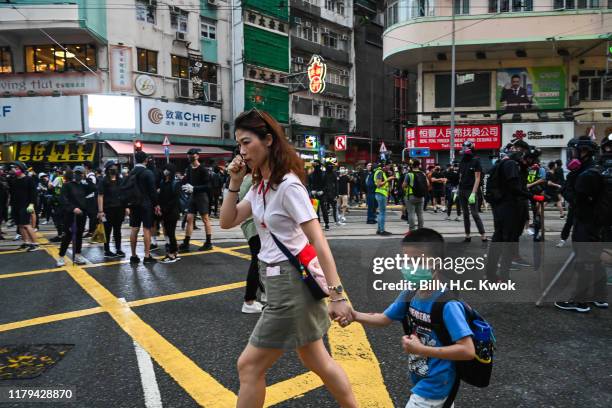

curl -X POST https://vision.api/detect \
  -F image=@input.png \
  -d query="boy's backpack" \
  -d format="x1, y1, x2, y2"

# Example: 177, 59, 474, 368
402, 291, 495, 389
406, 171, 428, 198
583, 163, 612, 227
484, 162, 504, 205
120, 170, 144, 207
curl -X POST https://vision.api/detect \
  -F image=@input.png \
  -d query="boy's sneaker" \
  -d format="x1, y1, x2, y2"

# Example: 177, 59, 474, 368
241, 301, 264, 314
143, 256, 157, 265
130, 256, 140, 264
115, 250, 126, 257
104, 250, 117, 258
554, 301, 591, 313
556, 239, 566, 248
74, 254, 88, 265
41, 220, 48, 225
56, 257, 66, 267
590, 301, 608, 309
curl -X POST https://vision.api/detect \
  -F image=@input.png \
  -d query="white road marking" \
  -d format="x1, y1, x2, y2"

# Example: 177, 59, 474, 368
119, 298, 163, 408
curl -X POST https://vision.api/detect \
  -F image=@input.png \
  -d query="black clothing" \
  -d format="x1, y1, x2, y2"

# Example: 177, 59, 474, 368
129, 165, 158, 206
323, 171, 338, 199
338, 175, 350, 195
443, 169, 459, 187
60, 181, 96, 215
59, 212, 86, 257
185, 163, 211, 194
431, 171, 445, 192
159, 179, 181, 220
245, 235, 264, 302
103, 207, 124, 252
458, 156, 482, 191
97, 177, 123, 209
9, 176, 37, 208
573, 158, 602, 225
498, 159, 531, 201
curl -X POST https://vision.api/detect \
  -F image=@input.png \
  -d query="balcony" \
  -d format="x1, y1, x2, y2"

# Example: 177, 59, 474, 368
291, 0, 321, 18
291, 36, 350, 64
324, 83, 350, 99
383, 6, 612, 69
320, 117, 349, 132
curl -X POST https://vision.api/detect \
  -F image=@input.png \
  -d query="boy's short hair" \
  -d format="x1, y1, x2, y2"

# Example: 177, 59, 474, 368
402, 228, 445, 259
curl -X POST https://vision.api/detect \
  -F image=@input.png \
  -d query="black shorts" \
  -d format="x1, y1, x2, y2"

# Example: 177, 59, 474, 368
433, 190, 444, 199
13, 207, 31, 226
188, 193, 209, 215
129, 205, 154, 229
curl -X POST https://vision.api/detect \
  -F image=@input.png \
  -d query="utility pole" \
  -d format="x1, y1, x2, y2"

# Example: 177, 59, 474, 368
370, 77, 374, 163
449, 0, 456, 163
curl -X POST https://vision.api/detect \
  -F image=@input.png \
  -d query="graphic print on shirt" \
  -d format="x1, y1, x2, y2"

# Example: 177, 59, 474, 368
407, 307, 437, 378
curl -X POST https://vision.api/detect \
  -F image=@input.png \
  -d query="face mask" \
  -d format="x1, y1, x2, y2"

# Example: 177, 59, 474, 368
108, 168, 117, 175
567, 159, 582, 171
74, 173, 83, 182
13, 169, 23, 177
509, 151, 524, 162
401, 266, 434, 285
163, 169, 171, 177
188, 156, 196, 163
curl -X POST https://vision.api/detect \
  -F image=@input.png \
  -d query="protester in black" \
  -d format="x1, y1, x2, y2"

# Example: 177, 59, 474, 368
180, 148, 213, 252
56, 166, 96, 266
82, 161, 98, 237
457, 141, 487, 242
444, 163, 461, 220
0, 166, 9, 240
8, 161, 38, 250
323, 161, 339, 226
97, 161, 126, 258
128, 152, 160, 265
430, 165, 446, 213
159, 163, 182, 263
309, 160, 330, 230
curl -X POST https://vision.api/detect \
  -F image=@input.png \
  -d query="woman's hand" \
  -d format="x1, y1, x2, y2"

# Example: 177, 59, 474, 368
227, 155, 247, 182
328, 300, 353, 327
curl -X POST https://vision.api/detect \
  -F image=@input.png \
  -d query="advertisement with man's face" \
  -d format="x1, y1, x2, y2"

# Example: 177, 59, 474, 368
497, 67, 565, 112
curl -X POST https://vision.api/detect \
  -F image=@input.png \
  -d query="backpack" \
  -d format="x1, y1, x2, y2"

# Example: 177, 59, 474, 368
585, 162, 612, 227
402, 291, 495, 389
406, 171, 427, 198
484, 163, 503, 205
120, 170, 144, 207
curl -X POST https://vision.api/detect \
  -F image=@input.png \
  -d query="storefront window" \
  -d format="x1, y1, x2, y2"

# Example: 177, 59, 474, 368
0, 47, 12, 73
137, 48, 158, 73
171, 54, 189, 78
25, 44, 96, 72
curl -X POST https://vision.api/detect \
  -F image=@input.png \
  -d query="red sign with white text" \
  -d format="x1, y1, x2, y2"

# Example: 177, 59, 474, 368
405, 125, 501, 150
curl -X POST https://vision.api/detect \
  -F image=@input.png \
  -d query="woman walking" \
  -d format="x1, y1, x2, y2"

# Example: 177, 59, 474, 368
220, 109, 357, 408
97, 161, 126, 258
158, 163, 182, 263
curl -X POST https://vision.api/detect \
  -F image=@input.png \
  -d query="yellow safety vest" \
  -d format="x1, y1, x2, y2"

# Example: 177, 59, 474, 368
374, 169, 389, 197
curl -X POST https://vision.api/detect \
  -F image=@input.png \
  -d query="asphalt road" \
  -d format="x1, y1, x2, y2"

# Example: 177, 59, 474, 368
0, 208, 610, 407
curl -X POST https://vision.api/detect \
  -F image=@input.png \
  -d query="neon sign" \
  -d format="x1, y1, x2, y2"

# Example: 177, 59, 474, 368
307, 55, 326, 94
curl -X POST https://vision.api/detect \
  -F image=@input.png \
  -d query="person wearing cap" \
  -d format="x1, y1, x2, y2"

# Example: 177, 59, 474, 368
457, 141, 487, 242
56, 165, 96, 266
127, 151, 160, 265
82, 161, 98, 238
97, 160, 126, 258
7, 161, 39, 251
179, 148, 214, 252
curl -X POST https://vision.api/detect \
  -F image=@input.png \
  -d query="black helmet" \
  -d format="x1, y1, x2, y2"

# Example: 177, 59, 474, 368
10, 161, 27, 172
104, 160, 118, 170
461, 140, 475, 155
572, 136, 599, 154
601, 133, 612, 152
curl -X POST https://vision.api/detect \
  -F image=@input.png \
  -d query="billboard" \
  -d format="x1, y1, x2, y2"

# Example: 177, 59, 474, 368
0, 96, 82, 133
497, 67, 565, 112
502, 122, 574, 148
141, 99, 220, 137
407, 125, 501, 150
85, 94, 137, 133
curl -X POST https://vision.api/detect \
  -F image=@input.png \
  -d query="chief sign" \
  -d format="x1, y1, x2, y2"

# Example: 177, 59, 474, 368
335, 135, 347, 151
307, 55, 327, 94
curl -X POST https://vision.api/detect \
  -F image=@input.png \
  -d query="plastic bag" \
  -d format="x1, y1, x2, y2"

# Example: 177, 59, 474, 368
91, 223, 107, 244
311, 198, 319, 213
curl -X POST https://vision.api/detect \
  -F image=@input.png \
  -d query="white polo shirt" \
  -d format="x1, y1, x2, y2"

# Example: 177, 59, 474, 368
243, 172, 317, 264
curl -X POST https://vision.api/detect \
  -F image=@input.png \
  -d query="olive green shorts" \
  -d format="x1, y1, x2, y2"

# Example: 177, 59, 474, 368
249, 260, 330, 350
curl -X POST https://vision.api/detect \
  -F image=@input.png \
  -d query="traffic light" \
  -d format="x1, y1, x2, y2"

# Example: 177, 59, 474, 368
134, 140, 143, 152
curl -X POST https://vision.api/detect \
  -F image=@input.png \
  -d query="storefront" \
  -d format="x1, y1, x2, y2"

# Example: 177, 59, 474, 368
502, 122, 574, 166
406, 124, 502, 167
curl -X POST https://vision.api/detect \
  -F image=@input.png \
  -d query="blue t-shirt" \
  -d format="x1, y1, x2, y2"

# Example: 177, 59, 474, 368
384, 290, 473, 400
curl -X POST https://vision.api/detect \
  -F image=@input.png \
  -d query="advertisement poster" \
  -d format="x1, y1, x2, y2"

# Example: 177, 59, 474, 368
497, 67, 565, 112
407, 125, 501, 150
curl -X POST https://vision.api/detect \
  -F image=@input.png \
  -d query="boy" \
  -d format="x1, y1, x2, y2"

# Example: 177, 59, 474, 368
353, 228, 475, 408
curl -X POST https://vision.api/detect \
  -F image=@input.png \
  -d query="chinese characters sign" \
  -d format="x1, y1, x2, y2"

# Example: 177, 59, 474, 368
110, 45, 133, 92
141, 99, 221, 137
307, 55, 326, 94
17, 142, 96, 163
0, 73, 101, 96
406, 125, 501, 150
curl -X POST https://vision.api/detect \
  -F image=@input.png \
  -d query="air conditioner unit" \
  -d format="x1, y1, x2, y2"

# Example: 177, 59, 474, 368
304, 21, 312, 27
296, 57, 304, 64
294, 17, 302, 24
176, 78, 193, 99
175, 31, 187, 42
208, 0, 217, 5
322, 28, 330, 35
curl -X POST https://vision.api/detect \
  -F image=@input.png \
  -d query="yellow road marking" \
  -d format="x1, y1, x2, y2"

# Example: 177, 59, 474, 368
327, 297, 394, 407
0, 307, 104, 333
127, 281, 246, 308
264, 372, 323, 407
0, 267, 64, 280
36, 236, 239, 407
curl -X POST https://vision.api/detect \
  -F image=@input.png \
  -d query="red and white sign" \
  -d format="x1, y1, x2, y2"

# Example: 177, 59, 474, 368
162, 136, 171, 146
405, 128, 416, 148
334, 135, 347, 151
406, 125, 501, 150
379, 141, 388, 153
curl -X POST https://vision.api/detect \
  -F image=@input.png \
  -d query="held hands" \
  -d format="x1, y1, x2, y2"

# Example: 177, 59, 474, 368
328, 299, 353, 328
468, 192, 476, 204
227, 155, 247, 181
182, 183, 194, 194
402, 335, 424, 355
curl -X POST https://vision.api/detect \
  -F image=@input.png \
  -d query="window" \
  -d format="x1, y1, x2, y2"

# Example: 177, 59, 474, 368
171, 54, 189, 78
553, 0, 576, 8
201, 19, 216, 40
434, 72, 491, 108
489, 0, 532, 12
171, 7, 188, 32
578, 70, 612, 101
25, 44, 96, 72
0, 47, 12, 73
296, 22, 318, 43
325, 0, 345, 15
322, 102, 348, 119
294, 97, 314, 115
453, 0, 470, 14
137, 48, 157, 73
323, 31, 339, 49
386, 1, 398, 26
326, 68, 348, 87
136, 0, 156, 24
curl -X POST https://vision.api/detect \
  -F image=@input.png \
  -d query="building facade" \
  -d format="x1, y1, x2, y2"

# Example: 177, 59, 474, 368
383, 0, 612, 166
